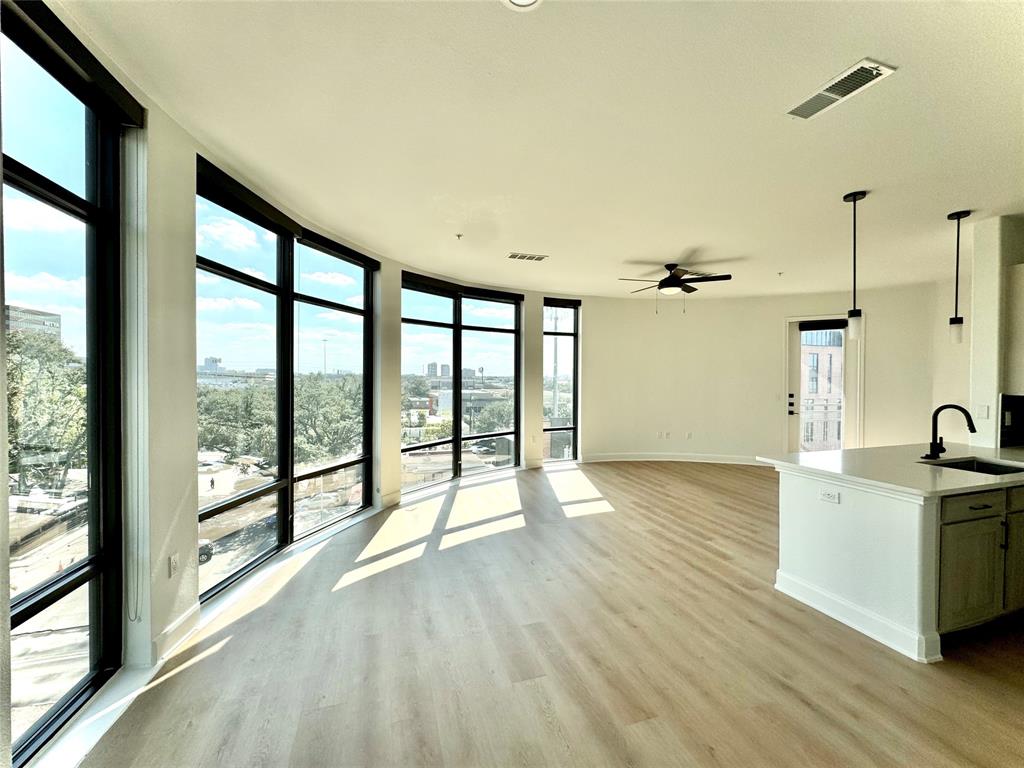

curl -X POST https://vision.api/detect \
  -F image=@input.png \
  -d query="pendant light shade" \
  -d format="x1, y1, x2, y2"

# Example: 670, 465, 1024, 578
843, 191, 868, 341
947, 210, 971, 345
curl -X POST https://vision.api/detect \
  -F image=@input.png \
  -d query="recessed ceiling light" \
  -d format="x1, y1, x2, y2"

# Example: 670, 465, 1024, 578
504, 0, 543, 11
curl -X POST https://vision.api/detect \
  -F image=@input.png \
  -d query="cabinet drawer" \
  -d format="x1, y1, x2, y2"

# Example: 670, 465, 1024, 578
1009, 486, 1024, 512
941, 490, 1006, 524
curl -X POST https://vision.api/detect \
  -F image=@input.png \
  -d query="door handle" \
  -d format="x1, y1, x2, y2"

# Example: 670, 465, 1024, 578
969, 504, 992, 510
1001, 520, 1009, 550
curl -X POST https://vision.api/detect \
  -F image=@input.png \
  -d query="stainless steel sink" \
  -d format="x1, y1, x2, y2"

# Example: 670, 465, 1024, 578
919, 456, 1024, 475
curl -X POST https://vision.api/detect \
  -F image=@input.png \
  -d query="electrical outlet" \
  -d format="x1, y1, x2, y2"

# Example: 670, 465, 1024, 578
686, 431, 693, 440
665, 431, 671, 439
657, 431, 664, 439
168, 553, 179, 578
974, 404, 991, 420
819, 488, 840, 504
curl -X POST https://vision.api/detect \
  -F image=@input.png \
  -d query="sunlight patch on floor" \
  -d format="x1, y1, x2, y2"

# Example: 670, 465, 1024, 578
562, 499, 614, 517
446, 478, 522, 529
334, 543, 427, 591
81, 637, 232, 725
545, 469, 602, 503
356, 496, 444, 562
439, 513, 525, 551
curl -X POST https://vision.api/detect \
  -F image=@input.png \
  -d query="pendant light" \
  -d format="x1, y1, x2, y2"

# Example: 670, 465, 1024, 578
843, 190, 868, 340
947, 210, 971, 344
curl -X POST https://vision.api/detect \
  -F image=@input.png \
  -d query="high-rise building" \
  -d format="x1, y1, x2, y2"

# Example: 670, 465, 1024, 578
441, 364, 451, 377
5, 305, 61, 338
199, 356, 223, 373
426, 362, 438, 376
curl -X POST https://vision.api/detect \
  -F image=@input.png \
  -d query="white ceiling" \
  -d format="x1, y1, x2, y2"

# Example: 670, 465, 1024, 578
63, 0, 1023, 298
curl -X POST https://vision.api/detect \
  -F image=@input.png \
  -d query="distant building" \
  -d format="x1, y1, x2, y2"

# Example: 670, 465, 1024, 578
800, 330, 845, 451
198, 356, 222, 373
461, 367, 476, 381
426, 362, 438, 377
5, 305, 61, 338
440, 364, 451, 377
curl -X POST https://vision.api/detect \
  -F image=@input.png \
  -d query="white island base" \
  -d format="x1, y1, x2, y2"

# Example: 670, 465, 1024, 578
772, 471, 942, 662
759, 443, 1024, 663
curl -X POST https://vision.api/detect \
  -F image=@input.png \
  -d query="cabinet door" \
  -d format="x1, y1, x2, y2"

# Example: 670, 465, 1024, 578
1006, 511, 1024, 614
939, 517, 1005, 633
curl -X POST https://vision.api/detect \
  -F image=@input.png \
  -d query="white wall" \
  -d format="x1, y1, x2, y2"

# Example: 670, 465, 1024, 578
580, 282, 963, 462
970, 214, 1024, 447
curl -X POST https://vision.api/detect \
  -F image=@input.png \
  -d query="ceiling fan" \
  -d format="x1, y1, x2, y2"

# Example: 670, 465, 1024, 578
619, 263, 733, 295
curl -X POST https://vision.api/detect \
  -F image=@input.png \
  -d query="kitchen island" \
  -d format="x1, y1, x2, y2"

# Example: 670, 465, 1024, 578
757, 443, 1024, 662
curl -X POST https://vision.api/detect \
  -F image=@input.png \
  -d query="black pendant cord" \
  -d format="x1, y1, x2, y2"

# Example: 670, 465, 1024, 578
852, 197, 857, 311
843, 191, 867, 312
953, 216, 960, 317
947, 210, 971, 320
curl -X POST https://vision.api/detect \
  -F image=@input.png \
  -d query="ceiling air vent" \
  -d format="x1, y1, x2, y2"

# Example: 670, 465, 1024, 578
508, 252, 549, 262
787, 58, 896, 120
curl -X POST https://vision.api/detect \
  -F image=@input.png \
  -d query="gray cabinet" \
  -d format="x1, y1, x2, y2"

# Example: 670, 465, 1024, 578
938, 516, 1006, 633
1005, 511, 1024, 614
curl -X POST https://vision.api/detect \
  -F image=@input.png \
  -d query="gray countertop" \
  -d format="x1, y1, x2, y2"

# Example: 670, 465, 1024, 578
756, 443, 1024, 497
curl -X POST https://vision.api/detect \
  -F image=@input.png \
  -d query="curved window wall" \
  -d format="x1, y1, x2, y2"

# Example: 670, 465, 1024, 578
400, 275, 521, 491
195, 160, 377, 599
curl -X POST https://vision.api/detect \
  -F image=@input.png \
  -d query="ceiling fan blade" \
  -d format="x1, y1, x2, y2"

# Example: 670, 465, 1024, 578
618, 278, 659, 282
679, 274, 732, 284
681, 283, 698, 294
673, 267, 712, 278
630, 285, 657, 294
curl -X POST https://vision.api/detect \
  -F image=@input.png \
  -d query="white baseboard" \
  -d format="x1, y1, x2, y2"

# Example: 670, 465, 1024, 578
584, 451, 761, 465
152, 600, 199, 661
775, 570, 942, 663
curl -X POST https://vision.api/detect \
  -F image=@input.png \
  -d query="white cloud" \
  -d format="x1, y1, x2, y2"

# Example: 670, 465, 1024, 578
196, 296, 263, 312
241, 267, 269, 281
297, 328, 360, 343
196, 272, 219, 286
3, 196, 85, 233
314, 311, 360, 324
7, 272, 86, 297
197, 216, 258, 252
301, 271, 355, 287
465, 305, 512, 320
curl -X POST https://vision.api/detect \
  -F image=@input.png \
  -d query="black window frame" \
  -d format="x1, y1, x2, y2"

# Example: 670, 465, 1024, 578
195, 158, 378, 601
400, 272, 523, 490
2, 1, 143, 764
542, 298, 581, 462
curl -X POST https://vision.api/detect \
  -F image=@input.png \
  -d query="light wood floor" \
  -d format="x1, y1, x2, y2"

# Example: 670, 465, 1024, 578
84, 462, 1024, 767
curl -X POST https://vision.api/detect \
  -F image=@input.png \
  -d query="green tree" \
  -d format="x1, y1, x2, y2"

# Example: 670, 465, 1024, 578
197, 380, 277, 466
293, 373, 363, 466
401, 374, 430, 411
475, 400, 514, 434
6, 329, 87, 490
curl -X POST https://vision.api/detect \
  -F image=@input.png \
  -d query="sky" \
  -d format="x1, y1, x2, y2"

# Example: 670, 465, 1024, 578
400, 289, 518, 378
2, 36, 90, 359
196, 199, 366, 374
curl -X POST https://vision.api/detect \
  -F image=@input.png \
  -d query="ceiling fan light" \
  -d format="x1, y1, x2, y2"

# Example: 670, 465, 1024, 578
659, 285, 682, 296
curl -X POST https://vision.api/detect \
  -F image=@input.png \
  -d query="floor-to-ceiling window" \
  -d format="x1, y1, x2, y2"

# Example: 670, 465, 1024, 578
400, 276, 521, 491
196, 159, 376, 598
2, 3, 144, 763
543, 299, 580, 461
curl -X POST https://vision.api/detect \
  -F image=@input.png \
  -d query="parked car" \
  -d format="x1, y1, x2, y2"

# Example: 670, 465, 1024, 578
198, 538, 214, 564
